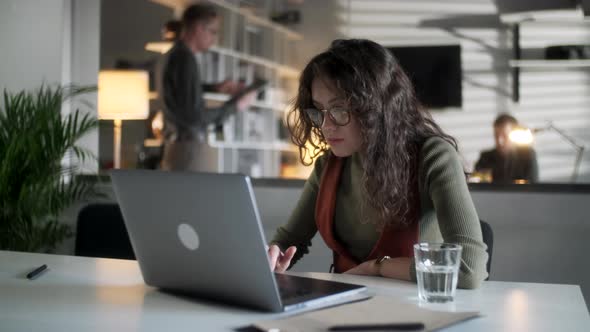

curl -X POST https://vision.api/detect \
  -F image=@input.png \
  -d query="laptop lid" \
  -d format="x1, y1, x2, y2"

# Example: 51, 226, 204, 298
110, 170, 367, 312
111, 170, 285, 311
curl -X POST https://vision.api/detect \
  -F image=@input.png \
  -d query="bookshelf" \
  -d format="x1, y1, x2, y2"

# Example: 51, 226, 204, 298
148, 0, 304, 178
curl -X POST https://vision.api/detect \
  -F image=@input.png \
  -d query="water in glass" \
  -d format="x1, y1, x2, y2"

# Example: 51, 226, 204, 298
416, 263, 459, 303
414, 243, 462, 303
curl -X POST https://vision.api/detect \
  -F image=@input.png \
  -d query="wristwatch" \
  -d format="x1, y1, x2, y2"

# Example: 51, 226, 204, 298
376, 255, 391, 265
375, 255, 391, 276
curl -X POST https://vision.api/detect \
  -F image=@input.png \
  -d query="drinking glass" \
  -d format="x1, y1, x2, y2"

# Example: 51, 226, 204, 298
414, 243, 462, 303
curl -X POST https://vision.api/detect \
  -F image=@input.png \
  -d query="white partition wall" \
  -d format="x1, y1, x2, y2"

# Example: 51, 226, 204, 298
0, 0, 100, 172
0, 0, 67, 92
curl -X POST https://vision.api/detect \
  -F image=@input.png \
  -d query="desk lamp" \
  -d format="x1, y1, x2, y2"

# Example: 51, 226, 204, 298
98, 70, 149, 168
509, 122, 585, 182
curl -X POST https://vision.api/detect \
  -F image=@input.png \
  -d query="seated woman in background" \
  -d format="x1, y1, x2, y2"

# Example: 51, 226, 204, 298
268, 39, 488, 289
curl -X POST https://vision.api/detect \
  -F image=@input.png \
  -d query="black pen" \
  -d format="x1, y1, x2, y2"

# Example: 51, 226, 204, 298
328, 322, 425, 331
26, 264, 48, 280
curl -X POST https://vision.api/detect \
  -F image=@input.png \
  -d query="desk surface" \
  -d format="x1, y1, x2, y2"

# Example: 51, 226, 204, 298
1, 250, 589, 332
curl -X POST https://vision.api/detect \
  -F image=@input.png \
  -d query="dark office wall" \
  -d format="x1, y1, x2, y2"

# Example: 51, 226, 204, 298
100, 0, 172, 69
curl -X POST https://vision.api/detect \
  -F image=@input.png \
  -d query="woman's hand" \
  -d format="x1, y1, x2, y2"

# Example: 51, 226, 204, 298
267, 244, 297, 273
343, 260, 379, 276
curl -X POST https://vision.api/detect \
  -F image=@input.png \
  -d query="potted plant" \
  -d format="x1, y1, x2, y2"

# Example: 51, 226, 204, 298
0, 86, 100, 252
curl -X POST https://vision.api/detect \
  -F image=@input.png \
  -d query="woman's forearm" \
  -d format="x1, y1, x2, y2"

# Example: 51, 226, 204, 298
378, 257, 412, 281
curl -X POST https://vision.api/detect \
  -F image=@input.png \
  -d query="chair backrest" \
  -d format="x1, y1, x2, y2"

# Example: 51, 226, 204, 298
480, 220, 494, 280
74, 203, 135, 260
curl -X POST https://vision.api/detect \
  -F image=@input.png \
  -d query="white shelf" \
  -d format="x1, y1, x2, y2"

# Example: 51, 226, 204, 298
144, 134, 296, 152
500, 8, 585, 24
150, 91, 289, 111
144, 43, 300, 78
209, 46, 300, 78
203, 93, 288, 112
149, 0, 303, 40
509, 60, 590, 68
145, 138, 296, 152
208, 137, 295, 152
149, 91, 289, 112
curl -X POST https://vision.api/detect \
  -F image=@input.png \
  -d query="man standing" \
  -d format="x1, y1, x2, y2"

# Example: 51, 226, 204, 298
160, 3, 249, 171
474, 113, 539, 183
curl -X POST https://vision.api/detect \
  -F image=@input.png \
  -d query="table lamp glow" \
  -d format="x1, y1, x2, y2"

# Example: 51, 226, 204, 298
510, 122, 585, 182
98, 70, 149, 168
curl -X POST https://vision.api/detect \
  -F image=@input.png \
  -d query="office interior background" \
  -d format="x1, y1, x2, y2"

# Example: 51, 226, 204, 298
1, 0, 590, 307
2, 0, 590, 182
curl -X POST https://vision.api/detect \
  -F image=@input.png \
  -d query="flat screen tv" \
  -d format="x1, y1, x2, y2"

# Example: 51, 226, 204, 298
387, 45, 462, 108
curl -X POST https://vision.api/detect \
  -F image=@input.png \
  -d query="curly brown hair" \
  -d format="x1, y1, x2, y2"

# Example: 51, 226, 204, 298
288, 39, 458, 228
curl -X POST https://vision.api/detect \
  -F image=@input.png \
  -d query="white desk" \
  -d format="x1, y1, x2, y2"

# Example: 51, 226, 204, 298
1, 251, 589, 332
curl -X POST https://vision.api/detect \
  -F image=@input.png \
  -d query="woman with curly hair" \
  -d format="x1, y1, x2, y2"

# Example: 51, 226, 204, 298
268, 39, 488, 289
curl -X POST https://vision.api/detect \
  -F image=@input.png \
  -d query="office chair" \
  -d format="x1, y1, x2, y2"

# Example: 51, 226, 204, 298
480, 220, 494, 280
74, 203, 135, 260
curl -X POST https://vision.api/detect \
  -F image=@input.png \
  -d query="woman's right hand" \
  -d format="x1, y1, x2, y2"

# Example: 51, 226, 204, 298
267, 244, 297, 273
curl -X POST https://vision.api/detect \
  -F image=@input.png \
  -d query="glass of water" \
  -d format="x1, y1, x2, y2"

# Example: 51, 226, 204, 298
414, 243, 463, 303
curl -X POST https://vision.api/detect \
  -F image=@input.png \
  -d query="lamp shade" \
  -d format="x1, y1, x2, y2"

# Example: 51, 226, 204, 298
98, 70, 149, 120
509, 127, 534, 145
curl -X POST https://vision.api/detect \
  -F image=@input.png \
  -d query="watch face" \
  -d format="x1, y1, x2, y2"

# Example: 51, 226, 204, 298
377, 255, 391, 265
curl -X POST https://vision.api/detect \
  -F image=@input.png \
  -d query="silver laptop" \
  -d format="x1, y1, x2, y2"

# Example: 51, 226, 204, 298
110, 170, 368, 312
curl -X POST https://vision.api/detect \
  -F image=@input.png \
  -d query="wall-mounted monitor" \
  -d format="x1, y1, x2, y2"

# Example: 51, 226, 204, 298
387, 45, 462, 109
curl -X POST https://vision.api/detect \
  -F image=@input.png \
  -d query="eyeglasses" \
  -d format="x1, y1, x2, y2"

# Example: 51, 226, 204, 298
303, 107, 351, 127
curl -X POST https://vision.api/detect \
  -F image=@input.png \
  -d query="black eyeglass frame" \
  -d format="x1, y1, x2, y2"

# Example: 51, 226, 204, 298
302, 107, 352, 127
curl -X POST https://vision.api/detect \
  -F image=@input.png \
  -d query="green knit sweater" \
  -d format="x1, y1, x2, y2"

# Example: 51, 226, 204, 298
271, 137, 489, 289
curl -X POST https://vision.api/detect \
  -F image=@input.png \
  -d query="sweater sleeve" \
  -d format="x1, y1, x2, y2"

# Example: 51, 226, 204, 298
270, 154, 328, 267
420, 138, 489, 289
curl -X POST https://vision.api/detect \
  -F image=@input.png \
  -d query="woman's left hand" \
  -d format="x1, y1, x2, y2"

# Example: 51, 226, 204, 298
343, 260, 379, 276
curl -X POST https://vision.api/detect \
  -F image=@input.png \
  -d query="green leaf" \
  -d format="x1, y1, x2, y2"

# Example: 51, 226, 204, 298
0, 85, 100, 252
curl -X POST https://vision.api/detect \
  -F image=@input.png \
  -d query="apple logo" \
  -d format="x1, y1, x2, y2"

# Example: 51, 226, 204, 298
177, 223, 200, 250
